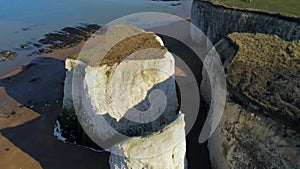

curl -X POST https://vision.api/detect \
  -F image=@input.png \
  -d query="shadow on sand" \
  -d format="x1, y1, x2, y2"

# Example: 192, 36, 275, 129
159, 34, 211, 169
0, 57, 109, 169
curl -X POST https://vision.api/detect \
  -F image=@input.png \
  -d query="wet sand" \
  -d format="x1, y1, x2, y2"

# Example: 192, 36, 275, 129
0, 23, 210, 169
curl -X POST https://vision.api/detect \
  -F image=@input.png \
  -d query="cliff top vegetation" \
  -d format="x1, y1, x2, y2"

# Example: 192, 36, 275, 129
198, 0, 300, 17
225, 33, 300, 130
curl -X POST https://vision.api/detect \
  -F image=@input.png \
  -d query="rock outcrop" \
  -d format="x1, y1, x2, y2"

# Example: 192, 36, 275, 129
60, 25, 186, 168
208, 33, 300, 168
209, 101, 300, 169
39, 24, 101, 50
0, 51, 16, 61
110, 114, 186, 169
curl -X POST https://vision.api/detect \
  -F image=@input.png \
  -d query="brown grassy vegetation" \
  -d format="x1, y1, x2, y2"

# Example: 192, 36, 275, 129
226, 33, 300, 129
205, 0, 300, 17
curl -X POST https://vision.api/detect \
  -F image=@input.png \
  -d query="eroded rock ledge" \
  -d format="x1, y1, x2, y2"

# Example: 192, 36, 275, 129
209, 33, 300, 169
60, 25, 186, 168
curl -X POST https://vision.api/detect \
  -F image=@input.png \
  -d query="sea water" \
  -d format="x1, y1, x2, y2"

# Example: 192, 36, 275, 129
0, 0, 191, 76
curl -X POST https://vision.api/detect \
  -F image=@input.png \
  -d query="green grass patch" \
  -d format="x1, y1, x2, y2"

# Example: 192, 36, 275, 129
208, 0, 300, 17
67, 53, 79, 60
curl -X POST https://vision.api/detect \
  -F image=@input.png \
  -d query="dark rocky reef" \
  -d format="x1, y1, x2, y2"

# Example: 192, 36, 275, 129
1, 24, 102, 62
39, 24, 101, 50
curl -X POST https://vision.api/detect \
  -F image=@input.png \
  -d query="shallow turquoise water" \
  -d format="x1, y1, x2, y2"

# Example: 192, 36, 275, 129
0, 0, 191, 75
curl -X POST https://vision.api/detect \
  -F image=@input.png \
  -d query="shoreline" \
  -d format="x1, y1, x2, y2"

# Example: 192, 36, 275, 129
0, 26, 111, 168
0, 42, 85, 80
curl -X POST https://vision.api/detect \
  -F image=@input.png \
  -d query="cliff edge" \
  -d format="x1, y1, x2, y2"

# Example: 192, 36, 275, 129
209, 33, 300, 169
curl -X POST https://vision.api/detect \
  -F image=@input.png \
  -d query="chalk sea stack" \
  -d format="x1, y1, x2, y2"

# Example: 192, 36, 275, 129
60, 25, 186, 168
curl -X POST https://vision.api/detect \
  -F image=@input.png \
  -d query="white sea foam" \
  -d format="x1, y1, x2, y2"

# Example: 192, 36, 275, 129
53, 120, 66, 143
53, 120, 108, 153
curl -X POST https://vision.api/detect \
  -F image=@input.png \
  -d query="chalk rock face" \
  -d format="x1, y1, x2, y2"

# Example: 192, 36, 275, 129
208, 33, 300, 169
75, 25, 178, 145
110, 114, 186, 169
61, 25, 186, 168
209, 102, 300, 169
63, 58, 82, 113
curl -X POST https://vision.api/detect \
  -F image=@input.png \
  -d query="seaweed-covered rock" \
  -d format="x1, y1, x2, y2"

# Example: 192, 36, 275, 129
0, 50, 16, 61
39, 24, 101, 50
208, 33, 300, 169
